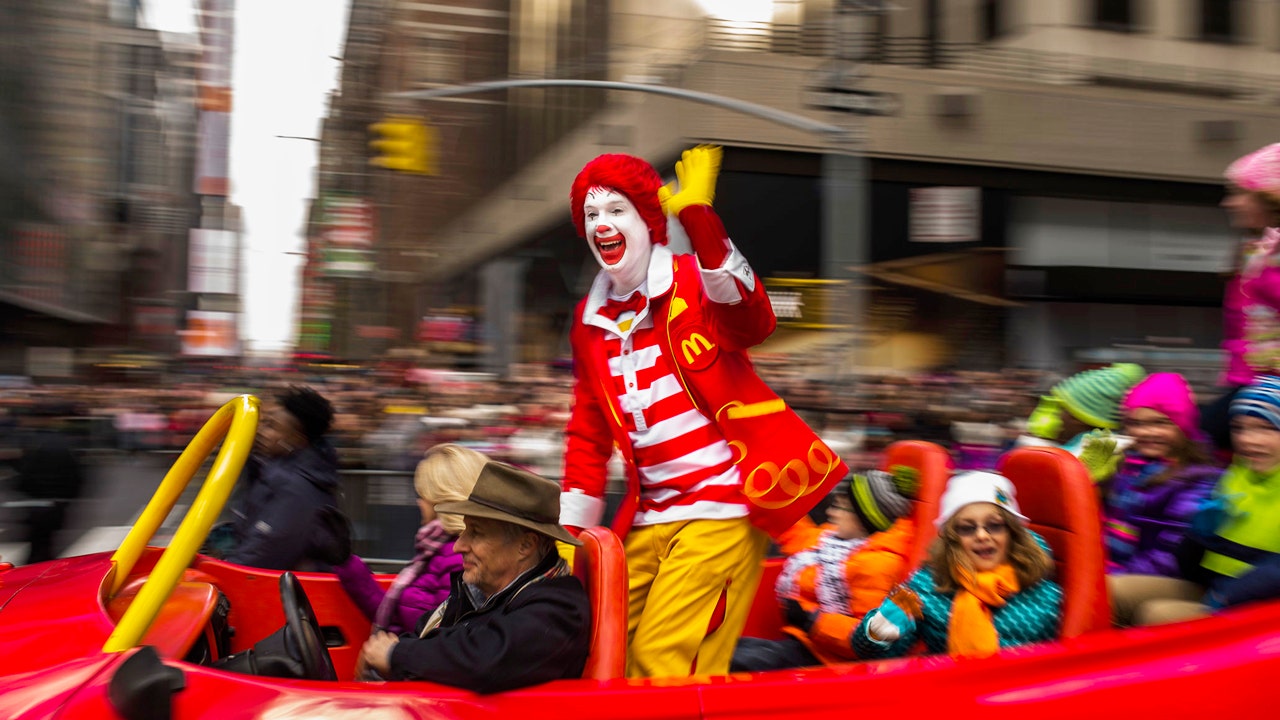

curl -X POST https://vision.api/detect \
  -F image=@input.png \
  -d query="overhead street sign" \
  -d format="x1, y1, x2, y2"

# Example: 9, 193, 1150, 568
805, 89, 901, 116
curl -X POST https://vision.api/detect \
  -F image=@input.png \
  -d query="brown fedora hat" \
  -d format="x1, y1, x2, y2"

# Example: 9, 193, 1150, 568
434, 461, 581, 546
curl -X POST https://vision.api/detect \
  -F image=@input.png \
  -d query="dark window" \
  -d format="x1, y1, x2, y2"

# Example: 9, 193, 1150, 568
1094, 0, 1133, 32
982, 0, 1002, 41
1200, 0, 1235, 43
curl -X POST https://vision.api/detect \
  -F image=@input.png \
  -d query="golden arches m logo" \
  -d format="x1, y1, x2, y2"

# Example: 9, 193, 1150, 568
680, 332, 714, 364
742, 440, 842, 510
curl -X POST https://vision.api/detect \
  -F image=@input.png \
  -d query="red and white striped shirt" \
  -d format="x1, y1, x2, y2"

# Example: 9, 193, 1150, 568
603, 308, 747, 526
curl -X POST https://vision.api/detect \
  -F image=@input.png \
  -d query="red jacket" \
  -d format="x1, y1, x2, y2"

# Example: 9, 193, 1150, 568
561, 239, 847, 538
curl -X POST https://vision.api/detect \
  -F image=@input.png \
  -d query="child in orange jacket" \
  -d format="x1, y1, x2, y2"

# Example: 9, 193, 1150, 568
730, 469, 917, 670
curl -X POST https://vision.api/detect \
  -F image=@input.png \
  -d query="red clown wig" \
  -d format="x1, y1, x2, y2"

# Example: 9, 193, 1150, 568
570, 153, 668, 246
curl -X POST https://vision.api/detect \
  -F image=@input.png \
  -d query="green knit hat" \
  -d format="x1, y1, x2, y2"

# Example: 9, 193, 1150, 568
1051, 363, 1146, 430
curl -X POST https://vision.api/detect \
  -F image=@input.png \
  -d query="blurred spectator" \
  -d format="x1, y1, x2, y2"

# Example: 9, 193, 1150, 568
1203, 143, 1280, 452
12, 403, 87, 563
218, 386, 345, 571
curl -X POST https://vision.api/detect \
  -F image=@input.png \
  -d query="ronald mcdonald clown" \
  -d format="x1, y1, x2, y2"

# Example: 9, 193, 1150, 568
560, 146, 848, 678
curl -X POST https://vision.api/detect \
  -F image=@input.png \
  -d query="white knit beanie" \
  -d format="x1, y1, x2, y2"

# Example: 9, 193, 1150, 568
935, 470, 1029, 529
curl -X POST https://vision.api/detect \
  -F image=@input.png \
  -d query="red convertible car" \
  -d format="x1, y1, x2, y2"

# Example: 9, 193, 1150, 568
1, 395, 1278, 719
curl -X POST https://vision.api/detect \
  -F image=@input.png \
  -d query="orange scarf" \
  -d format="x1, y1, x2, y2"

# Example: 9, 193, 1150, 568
947, 564, 1020, 658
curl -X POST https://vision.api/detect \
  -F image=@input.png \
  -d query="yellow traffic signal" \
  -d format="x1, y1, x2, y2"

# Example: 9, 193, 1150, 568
369, 116, 438, 175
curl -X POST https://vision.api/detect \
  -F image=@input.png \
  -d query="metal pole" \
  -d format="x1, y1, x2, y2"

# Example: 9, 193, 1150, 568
393, 79, 842, 137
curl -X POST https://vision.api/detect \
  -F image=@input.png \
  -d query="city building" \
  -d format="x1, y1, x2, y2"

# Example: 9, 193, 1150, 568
0, 0, 222, 379
313, 0, 1280, 384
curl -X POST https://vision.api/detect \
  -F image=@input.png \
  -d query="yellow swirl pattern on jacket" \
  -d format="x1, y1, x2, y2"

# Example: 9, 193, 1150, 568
742, 440, 842, 510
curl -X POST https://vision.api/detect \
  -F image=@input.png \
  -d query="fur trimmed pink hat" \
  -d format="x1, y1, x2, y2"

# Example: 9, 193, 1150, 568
1225, 143, 1280, 198
1121, 372, 1201, 442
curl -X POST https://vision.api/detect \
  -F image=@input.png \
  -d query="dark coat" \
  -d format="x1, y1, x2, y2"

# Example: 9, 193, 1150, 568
224, 439, 341, 570
387, 549, 591, 693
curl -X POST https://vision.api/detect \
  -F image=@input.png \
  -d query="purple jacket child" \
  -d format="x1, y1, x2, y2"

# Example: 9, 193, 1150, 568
334, 520, 463, 635
1104, 457, 1220, 577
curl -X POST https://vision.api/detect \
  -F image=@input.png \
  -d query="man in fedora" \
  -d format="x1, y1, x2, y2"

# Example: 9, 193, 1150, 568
359, 461, 591, 693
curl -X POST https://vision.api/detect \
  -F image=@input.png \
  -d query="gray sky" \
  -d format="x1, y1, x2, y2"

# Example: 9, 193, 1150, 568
146, 0, 350, 353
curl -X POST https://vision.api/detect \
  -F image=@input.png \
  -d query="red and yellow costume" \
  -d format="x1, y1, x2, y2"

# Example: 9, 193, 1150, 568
561, 149, 847, 677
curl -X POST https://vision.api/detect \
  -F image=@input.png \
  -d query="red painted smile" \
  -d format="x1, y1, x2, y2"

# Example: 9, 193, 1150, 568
595, 234, 626, 265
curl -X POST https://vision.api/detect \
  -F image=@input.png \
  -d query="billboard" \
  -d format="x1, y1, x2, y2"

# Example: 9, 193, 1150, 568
180, 310, 239, 357
909, 187, 981, 243
194, 0, 235, 195
319, 195, 375, 277
188, 228, 238, 294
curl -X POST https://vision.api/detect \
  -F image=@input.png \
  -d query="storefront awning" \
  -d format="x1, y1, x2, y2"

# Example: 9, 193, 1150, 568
850, 249, 1021, 307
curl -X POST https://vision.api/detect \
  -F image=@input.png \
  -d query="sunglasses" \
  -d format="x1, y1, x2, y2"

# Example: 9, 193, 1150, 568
953, 521, 1008, 538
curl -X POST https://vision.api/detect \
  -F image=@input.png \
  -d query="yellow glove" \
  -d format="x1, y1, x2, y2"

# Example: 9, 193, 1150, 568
657, 145, 722, 216
1077, 429, 1121, 483
1026, 396, 1063, 441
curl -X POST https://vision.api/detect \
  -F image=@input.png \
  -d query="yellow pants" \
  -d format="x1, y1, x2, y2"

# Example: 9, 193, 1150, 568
625, 516, 769, 678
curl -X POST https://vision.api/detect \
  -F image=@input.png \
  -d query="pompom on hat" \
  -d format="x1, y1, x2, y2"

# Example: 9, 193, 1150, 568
1051, 363, 1147, 430
935, 471, 1029, 529
842, 467, 917, 534
570, 153, 668, 246
1225, 143, 1280, 199
1230, 375, 1280, 431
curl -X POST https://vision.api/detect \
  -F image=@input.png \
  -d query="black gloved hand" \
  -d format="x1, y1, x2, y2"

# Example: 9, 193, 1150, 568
311, 505, 353, 566
782, 598, 818, 633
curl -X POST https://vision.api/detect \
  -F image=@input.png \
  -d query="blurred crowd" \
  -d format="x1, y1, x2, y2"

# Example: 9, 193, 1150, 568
0, 361, 1058, 476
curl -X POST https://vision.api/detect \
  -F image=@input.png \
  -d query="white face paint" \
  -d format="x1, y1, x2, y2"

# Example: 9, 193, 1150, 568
583, 187, 652, 295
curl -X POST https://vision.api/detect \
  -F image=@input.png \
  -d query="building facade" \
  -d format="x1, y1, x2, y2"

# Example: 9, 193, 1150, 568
312, 0, 1280, 382
0, 1, 211, 378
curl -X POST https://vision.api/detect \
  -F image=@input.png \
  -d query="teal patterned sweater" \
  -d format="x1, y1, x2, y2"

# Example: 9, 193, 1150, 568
852, 534, 1063, 659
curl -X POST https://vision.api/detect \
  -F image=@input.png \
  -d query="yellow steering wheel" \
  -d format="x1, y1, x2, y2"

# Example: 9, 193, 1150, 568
103, 394, 259, 652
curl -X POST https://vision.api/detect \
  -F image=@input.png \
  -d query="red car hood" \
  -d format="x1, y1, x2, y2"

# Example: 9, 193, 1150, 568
0, 554, 121, 678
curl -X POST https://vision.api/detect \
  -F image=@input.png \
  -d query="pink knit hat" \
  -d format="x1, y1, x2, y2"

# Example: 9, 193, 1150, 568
1225, 143, 1280, 197
1121, 372, 1201, 442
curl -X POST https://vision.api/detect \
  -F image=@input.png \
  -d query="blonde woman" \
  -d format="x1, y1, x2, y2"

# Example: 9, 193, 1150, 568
335, 443, 486, 634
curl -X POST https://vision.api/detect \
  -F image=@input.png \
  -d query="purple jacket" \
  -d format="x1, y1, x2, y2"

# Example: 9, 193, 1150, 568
1104, 456, 1221, 577
1222, 261, 1280, 385
334, 539, 463, 635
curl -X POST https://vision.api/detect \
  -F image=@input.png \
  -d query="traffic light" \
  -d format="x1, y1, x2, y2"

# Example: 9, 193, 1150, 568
368, 116, 438, 175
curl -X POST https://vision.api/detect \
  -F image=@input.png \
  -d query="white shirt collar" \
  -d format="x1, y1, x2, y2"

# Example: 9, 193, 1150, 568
582, 244, 675, 335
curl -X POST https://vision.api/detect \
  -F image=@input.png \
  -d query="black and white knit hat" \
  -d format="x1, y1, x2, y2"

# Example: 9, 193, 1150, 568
844, 467, 917, 534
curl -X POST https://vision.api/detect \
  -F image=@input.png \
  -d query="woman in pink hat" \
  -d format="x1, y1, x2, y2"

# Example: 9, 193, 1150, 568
1104, 373, 1222, 577
1204, 144, 1280, 450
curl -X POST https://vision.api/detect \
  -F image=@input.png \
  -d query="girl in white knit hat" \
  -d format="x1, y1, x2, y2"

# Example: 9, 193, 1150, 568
852, 471, 1063, 659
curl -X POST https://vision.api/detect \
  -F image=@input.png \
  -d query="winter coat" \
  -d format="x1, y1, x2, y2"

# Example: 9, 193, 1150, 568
1222, 258, 1280, 385
334, 539, 463, 635
225, 438, 342, 571
852, 532, 1062, 659
1178, 462, 1280, 608
774, 516, 913, 663
15, 428, 86, 501
387, 549, 591, 693
1104, 456, 1220, 576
